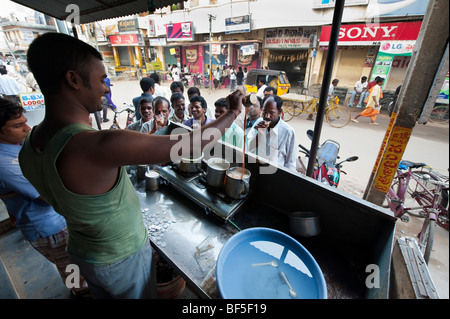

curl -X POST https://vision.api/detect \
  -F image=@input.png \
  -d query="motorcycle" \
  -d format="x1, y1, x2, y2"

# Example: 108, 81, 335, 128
297, 129, 358, 188
180, 73, 191, 88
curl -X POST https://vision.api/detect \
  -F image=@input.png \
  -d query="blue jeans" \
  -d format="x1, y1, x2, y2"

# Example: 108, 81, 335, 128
69, 240, 156, 299
348, 91, 368, 107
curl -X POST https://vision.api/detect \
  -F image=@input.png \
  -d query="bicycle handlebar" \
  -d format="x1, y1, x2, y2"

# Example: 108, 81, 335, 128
114, 108, 135, 114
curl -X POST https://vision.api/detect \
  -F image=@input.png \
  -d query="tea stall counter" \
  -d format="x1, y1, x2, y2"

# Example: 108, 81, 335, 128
131, 162, 396, 299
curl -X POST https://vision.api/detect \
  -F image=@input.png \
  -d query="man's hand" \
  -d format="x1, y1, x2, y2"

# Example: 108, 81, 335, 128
226, 88, 244, 117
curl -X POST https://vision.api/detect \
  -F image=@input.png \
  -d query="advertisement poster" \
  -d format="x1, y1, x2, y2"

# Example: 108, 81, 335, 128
370, 41, 415, 87
183, 45, 204, 74
232, 44, 260, 69
203, 45, 227, 70
166, 22, 194, 41
20, 93, 45, 127
370, 52, 393, 87
437, 72, 449, 104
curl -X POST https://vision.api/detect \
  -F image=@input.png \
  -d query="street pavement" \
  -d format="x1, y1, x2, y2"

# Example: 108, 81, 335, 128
103, 78, 449, 298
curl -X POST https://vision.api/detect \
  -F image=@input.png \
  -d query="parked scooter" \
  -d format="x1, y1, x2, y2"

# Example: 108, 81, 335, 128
180, 73, 190, 88
297, 130, 358, 187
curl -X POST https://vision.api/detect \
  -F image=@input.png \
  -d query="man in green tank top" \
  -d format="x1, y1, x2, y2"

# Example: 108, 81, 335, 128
20, 32, 243, 299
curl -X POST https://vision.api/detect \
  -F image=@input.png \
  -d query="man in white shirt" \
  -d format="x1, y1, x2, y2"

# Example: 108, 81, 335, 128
247, 95, 297, 171
149, 73, 171, 100
348, 76, 368, 108
328, 78, 339, 99
0, 67, 21, 105
171, 64, 180, 82
256, 78, 267, 99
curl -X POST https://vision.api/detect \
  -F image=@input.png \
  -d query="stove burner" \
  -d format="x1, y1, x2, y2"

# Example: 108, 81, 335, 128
159, 165, 250, 221
169, 163, 202, 179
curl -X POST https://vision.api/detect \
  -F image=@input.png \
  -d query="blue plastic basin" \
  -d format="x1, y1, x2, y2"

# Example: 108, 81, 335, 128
216, 227, 327, 299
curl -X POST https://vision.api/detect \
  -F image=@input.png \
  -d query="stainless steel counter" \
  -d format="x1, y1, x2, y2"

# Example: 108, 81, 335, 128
132, 172, 237, 298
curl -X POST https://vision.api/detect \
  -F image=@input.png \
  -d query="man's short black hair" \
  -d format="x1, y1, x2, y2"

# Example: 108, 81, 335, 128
187, 86, 200, 97
214, 98, 227, 108
190, 95, 207, 109
170, 81, 184, 93
140, 77, 155, 92
27, 32, 103, 96
149, 73, 160, 84
138, 97, 153, 108
170, 92, 185, 105
0, 98, 24, 130
264, 86, 277, 94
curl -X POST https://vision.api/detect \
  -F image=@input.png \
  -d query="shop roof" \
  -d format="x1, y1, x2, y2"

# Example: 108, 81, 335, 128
10, 0, 179, 24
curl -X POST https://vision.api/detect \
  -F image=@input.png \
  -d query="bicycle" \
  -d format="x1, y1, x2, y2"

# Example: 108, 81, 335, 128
429, 104, 449, 124
110, 104, 135, 129
385, 160, 449, 264
284, 96, 351, 128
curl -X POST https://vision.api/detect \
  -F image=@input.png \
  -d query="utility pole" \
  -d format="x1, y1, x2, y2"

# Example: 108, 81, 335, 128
364, 0, 449, 205
208, 14, 216, 91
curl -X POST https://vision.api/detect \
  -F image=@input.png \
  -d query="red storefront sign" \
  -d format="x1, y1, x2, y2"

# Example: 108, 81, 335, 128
109, 34, 144, 46
320, 21, 422, 46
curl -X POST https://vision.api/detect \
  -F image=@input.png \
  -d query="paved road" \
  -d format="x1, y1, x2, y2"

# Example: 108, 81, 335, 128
106, 79, 449, 298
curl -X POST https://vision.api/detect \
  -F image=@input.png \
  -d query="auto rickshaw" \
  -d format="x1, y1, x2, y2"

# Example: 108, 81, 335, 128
244, 69, 291, 95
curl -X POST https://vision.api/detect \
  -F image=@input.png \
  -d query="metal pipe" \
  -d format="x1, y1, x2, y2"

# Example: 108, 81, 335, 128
306, 0, 345, 177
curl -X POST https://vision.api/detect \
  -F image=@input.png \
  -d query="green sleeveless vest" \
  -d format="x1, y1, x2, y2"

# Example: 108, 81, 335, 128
19, 123, 148, 265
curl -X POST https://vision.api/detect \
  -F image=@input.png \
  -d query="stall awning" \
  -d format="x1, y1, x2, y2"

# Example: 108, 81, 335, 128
10, 0, 179, 24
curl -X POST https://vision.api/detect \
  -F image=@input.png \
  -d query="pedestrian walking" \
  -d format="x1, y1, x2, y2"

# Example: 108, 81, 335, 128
351, 77, 384, 125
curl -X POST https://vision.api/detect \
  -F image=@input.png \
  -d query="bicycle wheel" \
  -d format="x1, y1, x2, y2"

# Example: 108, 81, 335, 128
418, 217, 436, 264
429, 105, 449, 124
405, 171, 442, 217
283, 101, 296, 122
325, 105, 351, 128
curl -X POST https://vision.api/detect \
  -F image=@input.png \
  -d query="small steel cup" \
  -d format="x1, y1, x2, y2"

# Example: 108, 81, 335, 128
145, 170, 160, 191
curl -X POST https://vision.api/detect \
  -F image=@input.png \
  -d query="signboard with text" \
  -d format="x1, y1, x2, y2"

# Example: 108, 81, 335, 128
264, 27, 317, 49
320, 22, 422, 46
20, 93, 45, 127
118, 19, 139, 32
109, 34, 144, 46
225, 15, 251, 34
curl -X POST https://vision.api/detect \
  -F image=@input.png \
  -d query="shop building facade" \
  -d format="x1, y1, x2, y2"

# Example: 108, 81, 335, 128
314, 21, 422, 90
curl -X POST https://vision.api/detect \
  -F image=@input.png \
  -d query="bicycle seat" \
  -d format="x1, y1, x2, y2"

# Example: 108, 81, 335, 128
400, 160, 427, 169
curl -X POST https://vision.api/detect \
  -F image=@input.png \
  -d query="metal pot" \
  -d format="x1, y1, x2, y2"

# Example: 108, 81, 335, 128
206, 158, 230, 188
177, 153, 204, 173
225, 167, 251, 199
288, 211, 320, 237
262, 203, 320, 237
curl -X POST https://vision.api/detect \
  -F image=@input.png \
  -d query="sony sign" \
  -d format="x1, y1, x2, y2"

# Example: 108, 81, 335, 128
339, 25, 398, 40
319, 22, 422, 46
